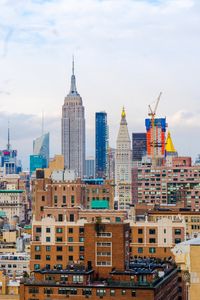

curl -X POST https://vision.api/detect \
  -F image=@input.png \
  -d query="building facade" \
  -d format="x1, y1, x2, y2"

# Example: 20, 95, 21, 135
61, 60, 85, 178
115, 108, 132, 210
85, 156, 95, 178
33, 133, 49, 164
95, 112, 108, 178
132, 133, 147, 162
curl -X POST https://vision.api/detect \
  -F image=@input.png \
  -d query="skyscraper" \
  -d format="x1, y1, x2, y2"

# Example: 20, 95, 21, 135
115, 108, 132, 210
85, 156, 95, 178
61, 59, 85, 178
33, 132, 49, 163
132, 133, 147, 162
95, 112, 108, 178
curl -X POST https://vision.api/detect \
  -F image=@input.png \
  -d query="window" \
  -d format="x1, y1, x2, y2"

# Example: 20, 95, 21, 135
63, 195, 66, 203
164, 229, 166, 234
46, 246, 51, 251
69, 246, 73, 252
56, 237, 63, 242
138, 228, 143, 234
115, 217, 121, 222
131, 290, 136, 297
149, 238, 156, 243
35, 255, 41, 260
57, 255, 63, 261
46, 227, 51, 233
68, 255, 73, 261
79, 237, 84, 242
96, 289, 106, 296
42, 195, 45, 201
79, 246, 84, 252
40, 206, 44, 211
35, 236, 40, 241
44, 288, 53, 295
73, 275, 83, 283
121, 290, 126, 295
138, 247, 143, 254
57, 246, 62, 252
35, 246, 41, 251
149, 229, 156, 234
36, 227, 41, 233
70, 214, 74, 222
54, 195, 58, 204
149, 247, 156, 253
46, 237, 51, 242
175, 229, 181, 235
79, 227, 84, 234
138, 238, 143, 243
68, 237, 73, 242
110, 289, 115, 296
175, 238, 181, 244
68, 228, 73, 233
46, 255, 51, 261
71, 195, 75, 204
82, 288, 92, 295
97, 232, 112, 237
29, 287, 39, 293
34, 264, 40, 270
56, 228, 63, 233
58, 214, 63, 222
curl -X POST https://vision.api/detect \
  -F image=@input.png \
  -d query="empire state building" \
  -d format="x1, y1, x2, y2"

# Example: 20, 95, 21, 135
61, 60, 85, 178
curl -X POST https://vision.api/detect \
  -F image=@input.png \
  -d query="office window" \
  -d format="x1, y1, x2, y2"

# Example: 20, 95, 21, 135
82, 288, 92, 295
54, 195, 58, 203
121, 290, 126, 295
46, 237, 51, 242
42, 195, 45, 201
68, 237, 73, 242
79, 246, 84, 252
175, 238, 181, 244
35, 255, 41, 260
138, 247, 143, 254
68, 255, 73, 261
58, 214, 63, 221
35, 246, 41, 251
57, 255, 63, 261
110, 289, 115, 296
46, 255, 51, 261
79, 237, 84, 242
138, 228, 143, 234
138, 238, 143, 243
149, 238, 156, 243
71, 195, 75, 204
79, 227, 84, 234
56, 228, 63, 233
56, 237, 63, 242
132, 290, 136, 297
69, 246, 73, 252
36, 227, 41, 233
46, 246, 51, 251
96, 289, 106, 296
46, 227, 51, 233
175, 229, 181, 235
34, 264, 40, 270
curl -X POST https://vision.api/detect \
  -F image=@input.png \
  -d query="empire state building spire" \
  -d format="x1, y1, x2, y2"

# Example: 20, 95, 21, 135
62, 59, 85, 178
68, 56, 79, 96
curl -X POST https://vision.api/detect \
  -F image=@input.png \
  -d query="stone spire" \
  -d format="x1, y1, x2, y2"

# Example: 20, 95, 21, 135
68, 56, 79, 96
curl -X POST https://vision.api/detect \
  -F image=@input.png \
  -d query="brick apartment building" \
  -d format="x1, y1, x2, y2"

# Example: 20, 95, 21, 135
132, 156, 200, 210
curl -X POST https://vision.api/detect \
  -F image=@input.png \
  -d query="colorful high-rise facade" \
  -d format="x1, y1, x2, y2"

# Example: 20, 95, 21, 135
145, 118, 166, 160
115, 108, 132, 210
132, 133, 146, 161
95, 112, 108, 178
61, 59, 85, 178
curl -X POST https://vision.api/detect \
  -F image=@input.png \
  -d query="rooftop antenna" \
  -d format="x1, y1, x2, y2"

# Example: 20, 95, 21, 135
7, 120, 11, 151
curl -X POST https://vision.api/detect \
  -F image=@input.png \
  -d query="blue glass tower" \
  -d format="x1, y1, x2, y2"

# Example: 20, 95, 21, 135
95, 112, 108, 178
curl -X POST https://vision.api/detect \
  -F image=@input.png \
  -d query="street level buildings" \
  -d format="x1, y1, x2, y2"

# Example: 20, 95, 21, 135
61, 60, 85, 178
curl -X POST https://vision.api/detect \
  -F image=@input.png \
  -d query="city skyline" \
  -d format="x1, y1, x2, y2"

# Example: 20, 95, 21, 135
1, 0, 200, 168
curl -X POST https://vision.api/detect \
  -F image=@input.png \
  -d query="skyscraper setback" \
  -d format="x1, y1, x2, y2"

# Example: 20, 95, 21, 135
95, 111, 108, 178
61, 60, 85, 178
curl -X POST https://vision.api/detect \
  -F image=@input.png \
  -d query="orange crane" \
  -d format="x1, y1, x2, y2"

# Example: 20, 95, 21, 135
148, 92, 162, 161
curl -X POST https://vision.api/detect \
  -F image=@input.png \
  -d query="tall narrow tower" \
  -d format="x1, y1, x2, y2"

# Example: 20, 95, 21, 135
115, 107, 132, 210
61, 59, 85, 178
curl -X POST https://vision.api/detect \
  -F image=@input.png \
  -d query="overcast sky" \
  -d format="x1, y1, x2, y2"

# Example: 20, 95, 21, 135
0, 0, 200, 169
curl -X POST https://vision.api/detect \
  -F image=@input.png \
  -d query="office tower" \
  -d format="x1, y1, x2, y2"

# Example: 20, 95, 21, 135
107, 147, 115, 181
30, 155, 47, 174
145, 117, 166, 163
165, 131, 178, 166
0, 126, 21, 174
61, 59, 85, 178
33, 132, 49, 164
85, 156, 95, 178
132, 133, 147, 161
95, 112, 108, 178
115, 108, 132, 210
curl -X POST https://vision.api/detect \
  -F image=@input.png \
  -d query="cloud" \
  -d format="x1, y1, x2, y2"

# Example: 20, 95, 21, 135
168, 110, 200, 128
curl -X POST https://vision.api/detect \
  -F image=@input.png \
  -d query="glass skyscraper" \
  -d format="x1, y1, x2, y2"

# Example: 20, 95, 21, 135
95, 112, 108, 178
33, 132, 49, 163
132, 133, 147, 161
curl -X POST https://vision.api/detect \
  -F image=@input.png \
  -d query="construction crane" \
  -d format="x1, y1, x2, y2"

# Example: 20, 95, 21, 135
148, 92, 162, 163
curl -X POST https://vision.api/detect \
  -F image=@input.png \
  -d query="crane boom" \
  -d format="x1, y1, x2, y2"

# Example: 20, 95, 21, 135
154, 92, 162, 115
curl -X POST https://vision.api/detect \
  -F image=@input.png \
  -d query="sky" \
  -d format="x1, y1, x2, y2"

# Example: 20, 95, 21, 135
0, 0, 200, 169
